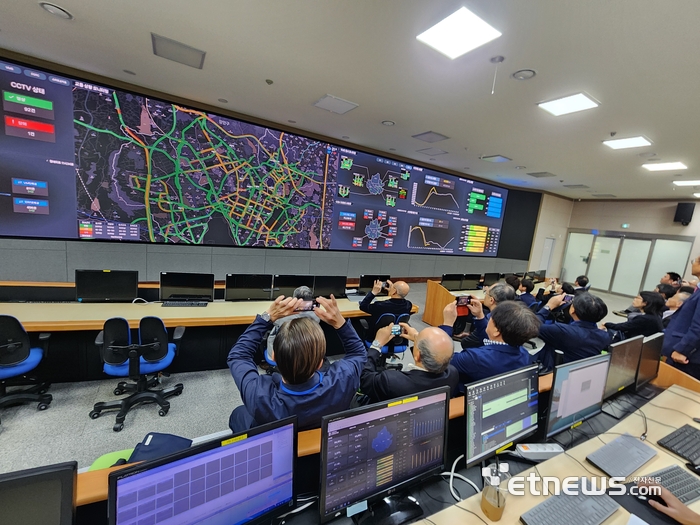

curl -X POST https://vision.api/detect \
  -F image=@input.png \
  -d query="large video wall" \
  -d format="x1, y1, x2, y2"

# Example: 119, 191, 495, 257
0, 57, 508, 257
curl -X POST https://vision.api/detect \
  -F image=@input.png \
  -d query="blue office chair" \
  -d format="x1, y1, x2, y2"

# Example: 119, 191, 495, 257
360, 313, 411, 370
89, 316, 184, 432
0, 315, 52, 422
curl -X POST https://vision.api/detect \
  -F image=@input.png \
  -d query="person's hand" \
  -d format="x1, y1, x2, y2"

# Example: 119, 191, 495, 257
315, 295, 346, 329
372, 280, 383, 295
375, 325, 395, 346
672, 350, 690, 364
637, 482, 700, 525
443, 302, 458, 326
547, 294, 566, 310
598, 324, 607, 331
398, 322, 419, 342
265, 296, 302, 322
467, 298, 485, 319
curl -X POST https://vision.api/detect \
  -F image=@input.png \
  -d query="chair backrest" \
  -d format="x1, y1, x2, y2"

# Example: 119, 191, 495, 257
0, 315, 31, 366
139, 316, 168, 362
102, 318, 131, 366
139, 317, 169, 363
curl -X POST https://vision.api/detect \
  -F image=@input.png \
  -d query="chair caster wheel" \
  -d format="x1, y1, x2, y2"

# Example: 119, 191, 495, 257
158, 408, 169, 417
37, 403, 50, 411
113, 423, 124, 432
113, 388, 124, 396
89, 410, 100, 419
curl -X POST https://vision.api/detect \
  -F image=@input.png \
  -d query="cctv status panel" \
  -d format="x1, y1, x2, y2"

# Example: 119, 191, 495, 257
329, 148, 507, 256
0, 57, 508, 257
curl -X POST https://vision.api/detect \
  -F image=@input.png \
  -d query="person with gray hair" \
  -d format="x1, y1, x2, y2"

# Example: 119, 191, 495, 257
358, 279, 413, 341
458, 282, 516, 349
265, 285, 320, 366
359, 322, 459, 403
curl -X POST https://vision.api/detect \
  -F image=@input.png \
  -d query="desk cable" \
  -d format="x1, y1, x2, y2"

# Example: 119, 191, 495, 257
452, 504, 489, 525
442, 454, 480, 502
132, 298, 150, 304
665, 388, 700, 406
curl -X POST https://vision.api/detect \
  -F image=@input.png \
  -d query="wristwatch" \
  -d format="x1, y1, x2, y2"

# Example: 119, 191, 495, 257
260, 311, 272, 323
370, 339, 382, 350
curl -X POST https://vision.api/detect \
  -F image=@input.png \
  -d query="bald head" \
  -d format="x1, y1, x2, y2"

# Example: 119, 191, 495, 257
414, 327, 454, 374
393, 281, 410, 299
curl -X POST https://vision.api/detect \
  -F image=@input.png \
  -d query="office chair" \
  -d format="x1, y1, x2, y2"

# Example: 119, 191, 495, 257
0, 316, 52, 422
360, 313, 410, 370
89, 317, 184, 432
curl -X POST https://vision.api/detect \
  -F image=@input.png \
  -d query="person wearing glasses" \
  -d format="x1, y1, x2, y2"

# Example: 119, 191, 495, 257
457, 283, 516, 349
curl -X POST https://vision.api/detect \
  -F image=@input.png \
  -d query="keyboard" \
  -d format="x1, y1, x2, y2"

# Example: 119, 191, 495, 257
647, 464, 700, 504
162, 301, 208, 307
658, 424, 700, 465
520, 490, 619, 525
586, 433, 656, 478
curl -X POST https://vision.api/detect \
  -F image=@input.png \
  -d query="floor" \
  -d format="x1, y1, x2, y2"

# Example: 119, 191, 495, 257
0, 283, 633, 475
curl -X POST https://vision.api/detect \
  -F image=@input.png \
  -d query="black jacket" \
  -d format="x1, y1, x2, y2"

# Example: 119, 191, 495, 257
605, 313, 664, 339
360, 349, 460, 403
358, 293, 413, 340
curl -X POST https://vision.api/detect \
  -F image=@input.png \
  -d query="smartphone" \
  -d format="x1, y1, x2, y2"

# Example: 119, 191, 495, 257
390, 324, 402, 336
563, 294, 575, 303
295, 300, 318, 311
456, 295, 472, 306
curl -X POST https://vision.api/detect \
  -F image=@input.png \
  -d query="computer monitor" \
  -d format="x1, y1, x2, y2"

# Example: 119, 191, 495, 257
75, 269, 139, 303
483, 272, 500, 287
603, 336, 644, 400
534, 270, 546, 282
159, 272, 215, 302
465, 364, 539, 467
358, 274, 391, 295
546, 353, 611, 438
109, 418, 296, 525
313, 275, 347, 298
224, 274, 273, 301
440, 274, 464, 291
272, 275, 315, 299
636, 333, 664, 390
462, 273, 481, 290
0, 460, 77, 525
319, 387, 449, 524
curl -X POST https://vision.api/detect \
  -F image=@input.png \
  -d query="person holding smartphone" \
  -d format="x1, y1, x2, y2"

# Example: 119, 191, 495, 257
358, 279, 412, 341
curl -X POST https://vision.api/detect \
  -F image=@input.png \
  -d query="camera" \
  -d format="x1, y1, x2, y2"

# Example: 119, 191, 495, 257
456, 295, 472, 306
563, 294, 575, 303
390, 324, 402, 336
295, 300, 318, 312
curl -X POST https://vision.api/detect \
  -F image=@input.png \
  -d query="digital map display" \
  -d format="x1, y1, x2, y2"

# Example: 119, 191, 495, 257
0, 57, 507, 256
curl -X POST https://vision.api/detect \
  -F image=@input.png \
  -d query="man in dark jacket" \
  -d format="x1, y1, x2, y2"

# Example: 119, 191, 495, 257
532, 292, 612, 372
359, 279, 412, 340
360, 323, 459, 402
663, 256, 700, 379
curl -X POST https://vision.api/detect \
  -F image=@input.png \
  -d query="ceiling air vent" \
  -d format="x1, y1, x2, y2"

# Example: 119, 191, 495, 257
527, 171, 556, 178
412, 131, 450, 143
151, 33, 206, 69
563, 184, 590, 189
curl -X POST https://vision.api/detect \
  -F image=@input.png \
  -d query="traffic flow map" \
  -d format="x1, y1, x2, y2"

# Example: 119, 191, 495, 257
73, 88, 337, 248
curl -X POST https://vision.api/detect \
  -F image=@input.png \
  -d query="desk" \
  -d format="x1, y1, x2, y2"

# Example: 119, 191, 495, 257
423, 366, 700, 524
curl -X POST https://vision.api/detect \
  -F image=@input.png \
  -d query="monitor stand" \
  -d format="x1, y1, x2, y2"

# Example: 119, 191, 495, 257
352, 495, 423, 525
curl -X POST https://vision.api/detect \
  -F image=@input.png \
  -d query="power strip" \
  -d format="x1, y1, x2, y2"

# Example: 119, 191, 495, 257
516, 443, 565, 461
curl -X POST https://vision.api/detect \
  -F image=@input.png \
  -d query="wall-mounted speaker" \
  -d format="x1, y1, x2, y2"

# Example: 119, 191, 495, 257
674, 203, 695, 226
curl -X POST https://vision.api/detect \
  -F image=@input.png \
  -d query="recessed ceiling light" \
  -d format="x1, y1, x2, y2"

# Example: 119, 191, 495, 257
382, 120, 395, 126
416, 7, 501, 60
538, 93, 599, 116
40, 2, 73, 19
512, 69, 536, 81
643, 162, 687, 171
673, 180, 700, 186
123, 69, 136, 76
217, 98, 228, 104
603, 136, 652, 149
151, 33, 206, 69
313, 94, 359, 114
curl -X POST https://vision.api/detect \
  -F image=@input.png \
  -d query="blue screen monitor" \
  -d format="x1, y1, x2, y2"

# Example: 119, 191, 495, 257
108, 418, 296, 525
546, 354, 611, 438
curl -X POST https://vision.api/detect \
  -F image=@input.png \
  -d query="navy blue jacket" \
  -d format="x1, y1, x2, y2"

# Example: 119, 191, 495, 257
519, 292, 537, 307
359, 293, 413, 340
441, 324, 531, 388
605, 314, 663, 339
533, 309, 612, 371
663, 290, 700, 364
228, 316, 366, 430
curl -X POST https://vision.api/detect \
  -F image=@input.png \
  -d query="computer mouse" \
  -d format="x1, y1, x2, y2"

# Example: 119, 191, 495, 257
692, 417, 700, 424
637, 492, 668, 507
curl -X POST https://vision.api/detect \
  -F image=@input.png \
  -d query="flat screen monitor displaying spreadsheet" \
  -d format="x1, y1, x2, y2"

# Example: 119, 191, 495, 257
0, 461, 76, 525
159, 272, 215, 302
319, 387, 449, 523
313, 275, 347, 298
75, 269, 138, 302
108, 419, 296, 525
603, 336, 644, 400
547, 353, 611, 438
224, 274, 273, 301
636, 333, 664, 389
465, 365, 539, 467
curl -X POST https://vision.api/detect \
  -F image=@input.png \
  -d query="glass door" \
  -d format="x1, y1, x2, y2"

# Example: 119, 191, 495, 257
642, 239, 693, 290
587, 237, 621, 291
610, 239, 652, 296
561, 233, 594, 283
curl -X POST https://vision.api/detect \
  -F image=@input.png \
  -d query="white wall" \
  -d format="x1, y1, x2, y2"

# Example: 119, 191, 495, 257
528, 194, 574, 276
569, 200, 699, 279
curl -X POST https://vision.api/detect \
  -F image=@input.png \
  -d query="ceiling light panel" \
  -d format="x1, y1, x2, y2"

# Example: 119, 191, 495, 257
412, 131, 449, 143
481, 155, 511, 163
416, 7, 501, 59
538, 93, 599, 116
416, 147, 448, 156
563, 184, 590, 189
151, 33, 206, 69
313, 94, 359, 114
643, 162, 688, 171
527, 171, 557, 178
603, 136, 652, 149
673, 180, 700, 186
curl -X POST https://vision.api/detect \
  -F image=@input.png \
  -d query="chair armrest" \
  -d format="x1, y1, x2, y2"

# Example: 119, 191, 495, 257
173, 326, 185, 342
38, 332, 51, 354
39, 333, 51, 341
95, 331, 104, 347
